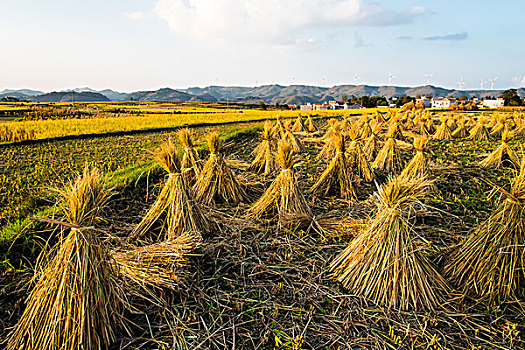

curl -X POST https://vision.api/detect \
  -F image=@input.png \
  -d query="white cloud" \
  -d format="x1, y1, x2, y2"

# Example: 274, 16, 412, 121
126, 11, 145, 20
512, 76, 525, 86
154, 0, 429, 45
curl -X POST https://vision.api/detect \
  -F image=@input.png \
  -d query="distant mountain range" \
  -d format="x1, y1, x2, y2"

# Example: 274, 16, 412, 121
1, 85, 524, 104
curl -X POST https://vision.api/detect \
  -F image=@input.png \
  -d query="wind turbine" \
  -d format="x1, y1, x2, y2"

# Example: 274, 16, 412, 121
489, 77, 498, 90
388, 72, 396, 85
456, 77, 465, 90
425, 73, 433, 85
353, 73, 359, 85
480, 79, 485, 90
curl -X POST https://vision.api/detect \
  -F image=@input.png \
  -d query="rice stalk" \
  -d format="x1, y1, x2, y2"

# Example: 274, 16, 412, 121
400, 135, 431, 179
114, 232, 202, 292
131, 140, 210, 242
310, 132, 357, 201
285, 130, 306, 153
479, 129, 520, 168
346, 125, 374, 182
329, 175, 448, 310
468, 118, 491, 141
452, 119, 469, 139
363, 122, 382, 161
446, 160, 525, 304
291, 114, 305, 133
317, 121, 342, 161
194, 132, 248, 204
248, 140, 312, 222
249, 120, 278, 175
7, 167, 126, 350
179, 128, 201, 185
433, 116, 453, 140
306, 114, 317, 132
372, 137, 404, 174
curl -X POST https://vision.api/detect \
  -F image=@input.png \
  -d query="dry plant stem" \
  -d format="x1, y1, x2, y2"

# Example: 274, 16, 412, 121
248, 140, 312, 222
307, 114, 317, 132
329, 176, 448, 310
400, 136, 430, 179
7, 228, 125, 350
7, 166, 124, 350
291, 115, 305, 132
179, 129, 202, 185
434, 118, 453, 140
249, 121, 278, 175
452, 120, 468, 139
372, 137, 403, 174
468, 122, 491, 141
480, 130, 519, 168
194, 132, 247, 204
131, 174, 210, 241
131, 140, 210, 241
446, 167, 525, 304
310, 134, 357, 201
114, 232, 202, 291
285, 130, 305, 153
347, 140, 374, 182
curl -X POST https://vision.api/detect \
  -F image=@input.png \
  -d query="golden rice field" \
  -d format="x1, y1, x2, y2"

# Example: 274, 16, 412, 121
0, 101, 379, 142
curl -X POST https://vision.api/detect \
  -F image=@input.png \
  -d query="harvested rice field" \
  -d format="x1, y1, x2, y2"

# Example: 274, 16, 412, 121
1, 109, 525, 349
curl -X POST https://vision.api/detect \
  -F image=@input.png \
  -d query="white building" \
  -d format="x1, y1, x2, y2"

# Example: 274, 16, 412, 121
300, 103, 313, 111
301, 101, 361, 110
416, 97, 431, 107
482, 98, 505, 109
431, 97, 456, 109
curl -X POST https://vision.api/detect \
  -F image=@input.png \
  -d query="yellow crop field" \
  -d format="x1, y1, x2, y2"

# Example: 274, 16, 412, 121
0, 103, 380, 143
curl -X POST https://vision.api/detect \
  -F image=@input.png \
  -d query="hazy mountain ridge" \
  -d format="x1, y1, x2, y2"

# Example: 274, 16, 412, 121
31, 91, 110, 103
2, 85, 524, 103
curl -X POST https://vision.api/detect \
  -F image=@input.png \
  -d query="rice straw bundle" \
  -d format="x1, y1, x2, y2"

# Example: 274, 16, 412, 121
291, 114, 305, 132
363, 122, 382, 161
346, 125, 374, 182
433, 116, 453, 140
425, 118, 435, 134
131, 140, 210, 241
447, 116, 458, 131
452, 119, 469, 139
400, 135, 431, 179
329, 175, 448, 310
490, 116, 506, 138
385, 120, 404, 140
248, 140, 312, 222
249, 120, 279, 175
317, 121, 342, 160
310, 131, 357, 201
114, 232, 201, 291
446, 160, 525, 304
7, 167, 126, 350
372, 137, 403, 174
487, 115, 498, 128
514, 118, 525, 138
179, 128, 201, 185
404, 113, 415, 129
194, 132, 248, 204
360, 121, 372, 139
479, 129, 519, 168
273, 114, 285, 137
285, 129, 306, 153
375, 111, 387, 123
306, 114, 317, 132
468, 118, 491, 141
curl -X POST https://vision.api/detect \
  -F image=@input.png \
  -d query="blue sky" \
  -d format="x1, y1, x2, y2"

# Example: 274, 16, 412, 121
1, 0, 524, 92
